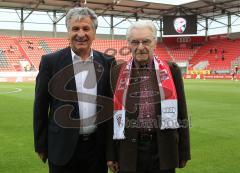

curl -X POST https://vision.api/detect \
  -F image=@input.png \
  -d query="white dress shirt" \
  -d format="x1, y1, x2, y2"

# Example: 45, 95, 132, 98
71, 49, 97, 134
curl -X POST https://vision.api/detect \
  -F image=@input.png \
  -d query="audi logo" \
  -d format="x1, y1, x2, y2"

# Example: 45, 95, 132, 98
177, 37, 191, 43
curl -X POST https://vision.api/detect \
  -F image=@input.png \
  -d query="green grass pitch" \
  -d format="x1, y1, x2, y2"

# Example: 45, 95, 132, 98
0, 80, 240, 173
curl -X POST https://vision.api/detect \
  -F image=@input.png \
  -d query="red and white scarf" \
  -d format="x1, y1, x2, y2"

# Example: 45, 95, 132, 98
113, 56, 179, 139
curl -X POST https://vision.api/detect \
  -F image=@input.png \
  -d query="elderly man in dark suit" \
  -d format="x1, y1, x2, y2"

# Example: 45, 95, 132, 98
33, 7, 115, 173
107, 20, 190, 173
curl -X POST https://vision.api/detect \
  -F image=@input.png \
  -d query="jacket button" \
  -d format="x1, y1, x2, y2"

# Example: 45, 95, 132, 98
131, 138, 137, 143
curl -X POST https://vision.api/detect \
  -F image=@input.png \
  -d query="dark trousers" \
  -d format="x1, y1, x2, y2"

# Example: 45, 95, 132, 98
48, 133, 107, 173
121, 134, 175, 173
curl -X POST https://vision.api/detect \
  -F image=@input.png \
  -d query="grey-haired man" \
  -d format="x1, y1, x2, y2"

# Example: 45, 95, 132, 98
34, 7, 115, 173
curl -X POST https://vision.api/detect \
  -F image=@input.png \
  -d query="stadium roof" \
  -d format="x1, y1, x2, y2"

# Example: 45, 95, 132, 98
134, 0, 199, 6
0, 0, 239, 21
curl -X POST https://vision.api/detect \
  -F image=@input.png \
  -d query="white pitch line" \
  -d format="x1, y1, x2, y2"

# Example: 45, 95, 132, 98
0, 88, 22, 94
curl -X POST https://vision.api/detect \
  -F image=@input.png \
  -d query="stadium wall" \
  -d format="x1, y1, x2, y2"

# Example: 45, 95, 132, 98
0, 29, 126, 40
228, 32, 240, 39
1, 72, 239, 83
184, 74, 240, 80
0, 72, 37, 82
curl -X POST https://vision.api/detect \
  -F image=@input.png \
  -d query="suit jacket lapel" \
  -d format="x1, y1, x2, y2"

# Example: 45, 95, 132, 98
57, 47, 79, 118
57, 47, 77, 92
93, 51, 104, 95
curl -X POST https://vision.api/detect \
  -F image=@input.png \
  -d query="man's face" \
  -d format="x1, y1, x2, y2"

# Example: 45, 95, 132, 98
128, 27, 156, 63
68, 16, 96, 55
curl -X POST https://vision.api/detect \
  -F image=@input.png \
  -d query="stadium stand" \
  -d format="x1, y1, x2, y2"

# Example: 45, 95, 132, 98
18, 37, 45, 70
154, 42, 172, 61
162, 37, 204, 62
0, 48, 9, 68
1, 35, 240, 73
42, 38, 69, 52
190, 36, 240, 70
0, 36, 23, 71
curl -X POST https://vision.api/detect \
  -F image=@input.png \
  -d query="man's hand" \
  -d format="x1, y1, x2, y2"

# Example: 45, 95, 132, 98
107, 161, 119, 173
37, 152, 48, 163
179, 160, 188, 168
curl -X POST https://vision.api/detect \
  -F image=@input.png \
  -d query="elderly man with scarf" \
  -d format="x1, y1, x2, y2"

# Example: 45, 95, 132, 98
106, 20, 191, 173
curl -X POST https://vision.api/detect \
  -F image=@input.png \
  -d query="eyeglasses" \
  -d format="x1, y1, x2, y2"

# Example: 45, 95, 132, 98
130, 39, 152, 46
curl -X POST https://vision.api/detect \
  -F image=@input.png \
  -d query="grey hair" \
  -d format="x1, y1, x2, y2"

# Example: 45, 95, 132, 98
65, 7, 98, 31
126, 20, 157, 41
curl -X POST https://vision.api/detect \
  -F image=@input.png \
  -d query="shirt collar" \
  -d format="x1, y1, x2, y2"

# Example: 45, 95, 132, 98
133, 57, 154, 69
71, 49, 94, 62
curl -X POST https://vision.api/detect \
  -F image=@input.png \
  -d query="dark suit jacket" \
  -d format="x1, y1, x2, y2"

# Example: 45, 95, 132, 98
34, 47, 115, 166
107, 61, 191, 172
